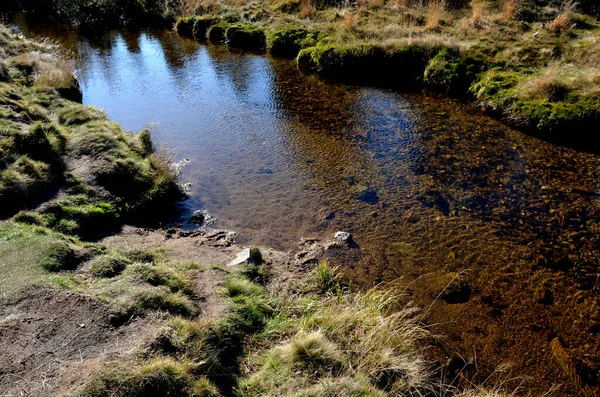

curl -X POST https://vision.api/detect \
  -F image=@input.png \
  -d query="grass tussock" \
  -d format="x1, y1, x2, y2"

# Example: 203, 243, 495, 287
500, 0, 519, 20
79, 358, 219, 397
0, 221, 80, 303
548, 0, 576, 33
92, 260, 196, 320
239, 275, 431, 396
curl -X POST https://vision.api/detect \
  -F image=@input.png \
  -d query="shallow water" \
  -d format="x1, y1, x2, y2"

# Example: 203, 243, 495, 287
10, 18, 600, 395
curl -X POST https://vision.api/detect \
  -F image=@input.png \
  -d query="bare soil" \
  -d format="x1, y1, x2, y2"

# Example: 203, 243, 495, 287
0, 289, 160, 397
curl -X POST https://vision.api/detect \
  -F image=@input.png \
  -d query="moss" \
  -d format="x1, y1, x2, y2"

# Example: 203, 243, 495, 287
175, 16, 196, 36
226, 24, 267, 52
424, 47, 487, 94
269, 28, 318, 59
192, 16, 219, 40
298, 43, 438, 86
207, 22, 229, 43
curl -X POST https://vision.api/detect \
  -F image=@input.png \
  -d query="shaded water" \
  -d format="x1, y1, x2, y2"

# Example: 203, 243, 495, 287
10, 18, 600, 395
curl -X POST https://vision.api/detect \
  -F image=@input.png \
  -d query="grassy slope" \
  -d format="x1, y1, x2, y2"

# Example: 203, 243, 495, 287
0, 25, 181, 235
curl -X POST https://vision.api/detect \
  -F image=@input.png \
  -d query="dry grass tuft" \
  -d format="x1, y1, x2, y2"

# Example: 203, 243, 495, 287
501, 0, 519, 20
175, 0, 202, 15
299, 0, 315, 18
548, 0, 576, 32
369, 0, 385, 10
426, 0, 446, 29
470, 0, 486, 24
343, 12, 358, 31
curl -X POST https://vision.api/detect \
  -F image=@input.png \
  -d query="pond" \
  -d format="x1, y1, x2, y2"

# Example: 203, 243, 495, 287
9, 16, 600, 395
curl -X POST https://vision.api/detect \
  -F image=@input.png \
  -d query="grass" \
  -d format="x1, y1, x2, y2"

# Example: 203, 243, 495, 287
79, 358, 219, 397
0, 221, 80, 303
0, 25, 182, 224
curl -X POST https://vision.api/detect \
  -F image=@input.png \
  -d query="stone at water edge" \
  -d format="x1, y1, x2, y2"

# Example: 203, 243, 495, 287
227, 246, 263, 267
334, 231, 352, 243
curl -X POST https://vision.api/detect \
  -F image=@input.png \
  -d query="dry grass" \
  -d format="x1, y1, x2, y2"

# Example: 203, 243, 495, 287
548, 0, 576, 32
299, 0, 315, 18
343, 12, 358, 31
369, 0, 385, 10
426, 0, 446, 29
470, 0, 486, 24
517, 63, 600, 100
175, 0, 202, 15
500, 0, 519, 20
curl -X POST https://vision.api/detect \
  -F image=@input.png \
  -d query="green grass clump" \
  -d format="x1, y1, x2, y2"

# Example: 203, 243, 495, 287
224, 274, 264, 297
175, 16, 196, 36
42, 195, 118, 236
57, 104, 107, 126
207, 22, 229, 43
0, 221, 79, 303
268, 28, 318, 59
96, 278, 195, 319
93, 260, 196, 320
193, 17, 219, 40
126, 262, 191, 292
239, 281, 430, 396
226, 24, 267, 52
90, 253, 132, 278
79, 359, 220, 397
310, 260, 341, 294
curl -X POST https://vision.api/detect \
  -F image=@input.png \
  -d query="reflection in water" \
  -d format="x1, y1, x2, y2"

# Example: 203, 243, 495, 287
9, 21, 600, 395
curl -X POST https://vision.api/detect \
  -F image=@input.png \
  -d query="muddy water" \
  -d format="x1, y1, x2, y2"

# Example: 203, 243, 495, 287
11, 18, 600, 396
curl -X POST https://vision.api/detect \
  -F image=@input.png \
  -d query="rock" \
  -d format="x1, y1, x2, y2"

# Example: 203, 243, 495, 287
438, 273, 471, 304
228, 248, 251, 267
355, 187, 379, 204
228, 247, 263, 267
334, 231, 351, 243
536, 286, 554, 305
188, 209, 213, 226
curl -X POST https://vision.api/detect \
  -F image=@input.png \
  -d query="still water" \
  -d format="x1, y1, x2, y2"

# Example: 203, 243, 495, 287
10, 20, 600, 395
